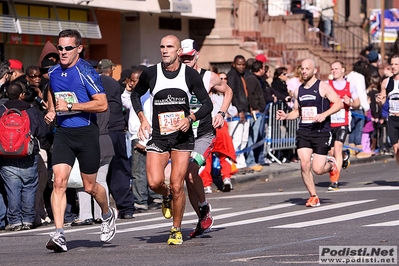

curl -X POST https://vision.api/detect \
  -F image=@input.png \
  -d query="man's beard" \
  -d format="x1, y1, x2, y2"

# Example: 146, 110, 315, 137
302, 75, 312, 82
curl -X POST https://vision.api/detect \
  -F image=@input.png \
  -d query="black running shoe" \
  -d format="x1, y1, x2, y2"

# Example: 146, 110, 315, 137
189, 222, 204, 238
342, 149, 350, 169
328, 182, 339, 191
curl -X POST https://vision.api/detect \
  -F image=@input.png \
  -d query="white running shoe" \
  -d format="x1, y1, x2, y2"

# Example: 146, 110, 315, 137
46, 231, 67, 252
204, 186, 212, 194
223, 178, 232, 192
100, 207, 117, 243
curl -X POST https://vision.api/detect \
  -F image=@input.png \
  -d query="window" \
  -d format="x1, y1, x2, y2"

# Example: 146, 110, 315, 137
159, 17, 181, 31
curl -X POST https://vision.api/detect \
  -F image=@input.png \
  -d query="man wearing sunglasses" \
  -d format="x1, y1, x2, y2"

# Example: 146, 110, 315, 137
44, 29, 117, 252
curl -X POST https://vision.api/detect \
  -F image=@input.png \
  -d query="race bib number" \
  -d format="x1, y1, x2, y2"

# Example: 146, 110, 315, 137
301, 106, 317, 124
389, 99, 399, 113
54, 91, 81, 116
331, 109, 345, 123
158, 111, 185, 135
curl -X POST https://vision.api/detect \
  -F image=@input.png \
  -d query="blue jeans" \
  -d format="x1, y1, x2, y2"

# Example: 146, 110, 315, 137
0, 155, 39, 225
292, 9, 314, 27
246, 116, 263, 166
322, 19, 333, 47
0, 179, 6, 228
349, 109, 365, 145
131, 139, 161, 206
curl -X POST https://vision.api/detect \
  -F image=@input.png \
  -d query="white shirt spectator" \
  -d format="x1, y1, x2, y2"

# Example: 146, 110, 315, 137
121, 89, 152, 145
346, 71, 370, 111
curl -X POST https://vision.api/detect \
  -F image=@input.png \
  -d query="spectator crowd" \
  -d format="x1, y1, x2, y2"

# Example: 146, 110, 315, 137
0, 34, 394, 234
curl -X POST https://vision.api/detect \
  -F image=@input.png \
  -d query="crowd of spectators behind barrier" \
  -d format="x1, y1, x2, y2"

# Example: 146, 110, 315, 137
0, 34, 397, 230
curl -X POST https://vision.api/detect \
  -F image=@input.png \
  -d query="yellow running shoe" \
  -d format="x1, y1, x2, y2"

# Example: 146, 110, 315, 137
167, 227, 183, 245
162, 194, 172, 219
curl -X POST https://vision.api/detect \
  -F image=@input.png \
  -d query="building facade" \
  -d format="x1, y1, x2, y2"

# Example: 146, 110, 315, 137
0, 0, 216, 73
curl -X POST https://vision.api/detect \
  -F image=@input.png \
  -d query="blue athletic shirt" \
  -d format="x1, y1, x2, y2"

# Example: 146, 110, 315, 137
48, 58, 105, 128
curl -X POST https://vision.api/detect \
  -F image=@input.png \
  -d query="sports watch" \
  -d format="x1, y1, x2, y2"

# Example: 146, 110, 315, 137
217, 111, 226, 118
67, 103, 73, 112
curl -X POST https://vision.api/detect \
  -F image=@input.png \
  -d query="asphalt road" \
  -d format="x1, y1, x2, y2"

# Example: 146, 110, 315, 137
1, 158, 398, 266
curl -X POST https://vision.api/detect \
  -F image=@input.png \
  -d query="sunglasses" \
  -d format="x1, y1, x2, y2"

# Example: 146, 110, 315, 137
28, 74, 41, 79
220, 77, 227, 80
57, 45, 78, 51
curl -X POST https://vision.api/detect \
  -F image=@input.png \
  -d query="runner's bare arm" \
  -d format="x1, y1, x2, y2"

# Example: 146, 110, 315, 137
56, 93, 108, 113
319, 81, 343, 120
277, 89, 299, 120
137, 111, 152, 140
377, 78, 388, 106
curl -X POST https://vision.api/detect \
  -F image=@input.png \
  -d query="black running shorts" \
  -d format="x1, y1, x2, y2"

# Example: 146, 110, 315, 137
146, 131, 194, 153
388, 116, 399, 145
52, 123, 100, 174
331, 126, 349, 145
296, 130, 332, 155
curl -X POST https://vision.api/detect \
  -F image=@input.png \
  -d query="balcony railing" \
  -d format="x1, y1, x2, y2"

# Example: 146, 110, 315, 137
12, 17, 102, 38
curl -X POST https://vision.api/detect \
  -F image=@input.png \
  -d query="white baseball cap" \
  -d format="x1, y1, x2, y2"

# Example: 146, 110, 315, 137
180, 39, 198, 56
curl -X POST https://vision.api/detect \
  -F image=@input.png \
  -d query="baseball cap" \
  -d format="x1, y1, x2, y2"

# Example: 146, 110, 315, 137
255, 54, 269, 63
367, 51, 378, 63
180, 39, 198, 56
8, 59, 23, 70
98, 59, 116, 70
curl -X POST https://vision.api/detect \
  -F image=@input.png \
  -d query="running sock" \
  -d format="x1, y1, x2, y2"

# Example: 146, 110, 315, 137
102, 210, 112, 220
56, 228, 64, 234
198, 201, 208, 207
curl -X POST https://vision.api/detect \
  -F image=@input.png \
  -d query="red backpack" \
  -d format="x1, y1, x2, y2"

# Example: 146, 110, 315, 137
0, 107, 34, 157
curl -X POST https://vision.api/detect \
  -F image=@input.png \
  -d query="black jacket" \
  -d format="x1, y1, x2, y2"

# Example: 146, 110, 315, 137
245, 72, 266, 112
271, 78, 290, 101
101, 75, 126, 131
227, 66, 249, 113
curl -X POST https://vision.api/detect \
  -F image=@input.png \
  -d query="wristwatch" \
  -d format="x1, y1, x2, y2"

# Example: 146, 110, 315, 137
217, 111, 226, 118
67, 103, 73, 112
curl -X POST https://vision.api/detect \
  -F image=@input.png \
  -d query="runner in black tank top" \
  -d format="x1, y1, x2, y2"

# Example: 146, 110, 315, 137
297, 79, 331, 133
378, 54, 399, 166
131, 35, 213, 245
275, 59, 343, 208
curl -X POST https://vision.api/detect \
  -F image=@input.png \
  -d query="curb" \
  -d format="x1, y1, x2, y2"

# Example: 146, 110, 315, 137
231, 154, 393, 186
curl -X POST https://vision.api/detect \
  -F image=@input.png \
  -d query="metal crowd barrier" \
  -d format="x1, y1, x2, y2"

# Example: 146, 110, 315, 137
264, 102, 299, 165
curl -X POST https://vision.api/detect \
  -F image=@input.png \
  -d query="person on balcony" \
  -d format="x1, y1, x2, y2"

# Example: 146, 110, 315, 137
319, 0, 336, 48
290, 0, 319, 32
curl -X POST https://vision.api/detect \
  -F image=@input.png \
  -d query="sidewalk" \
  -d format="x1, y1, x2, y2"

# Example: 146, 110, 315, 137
231, 154, 394, 186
